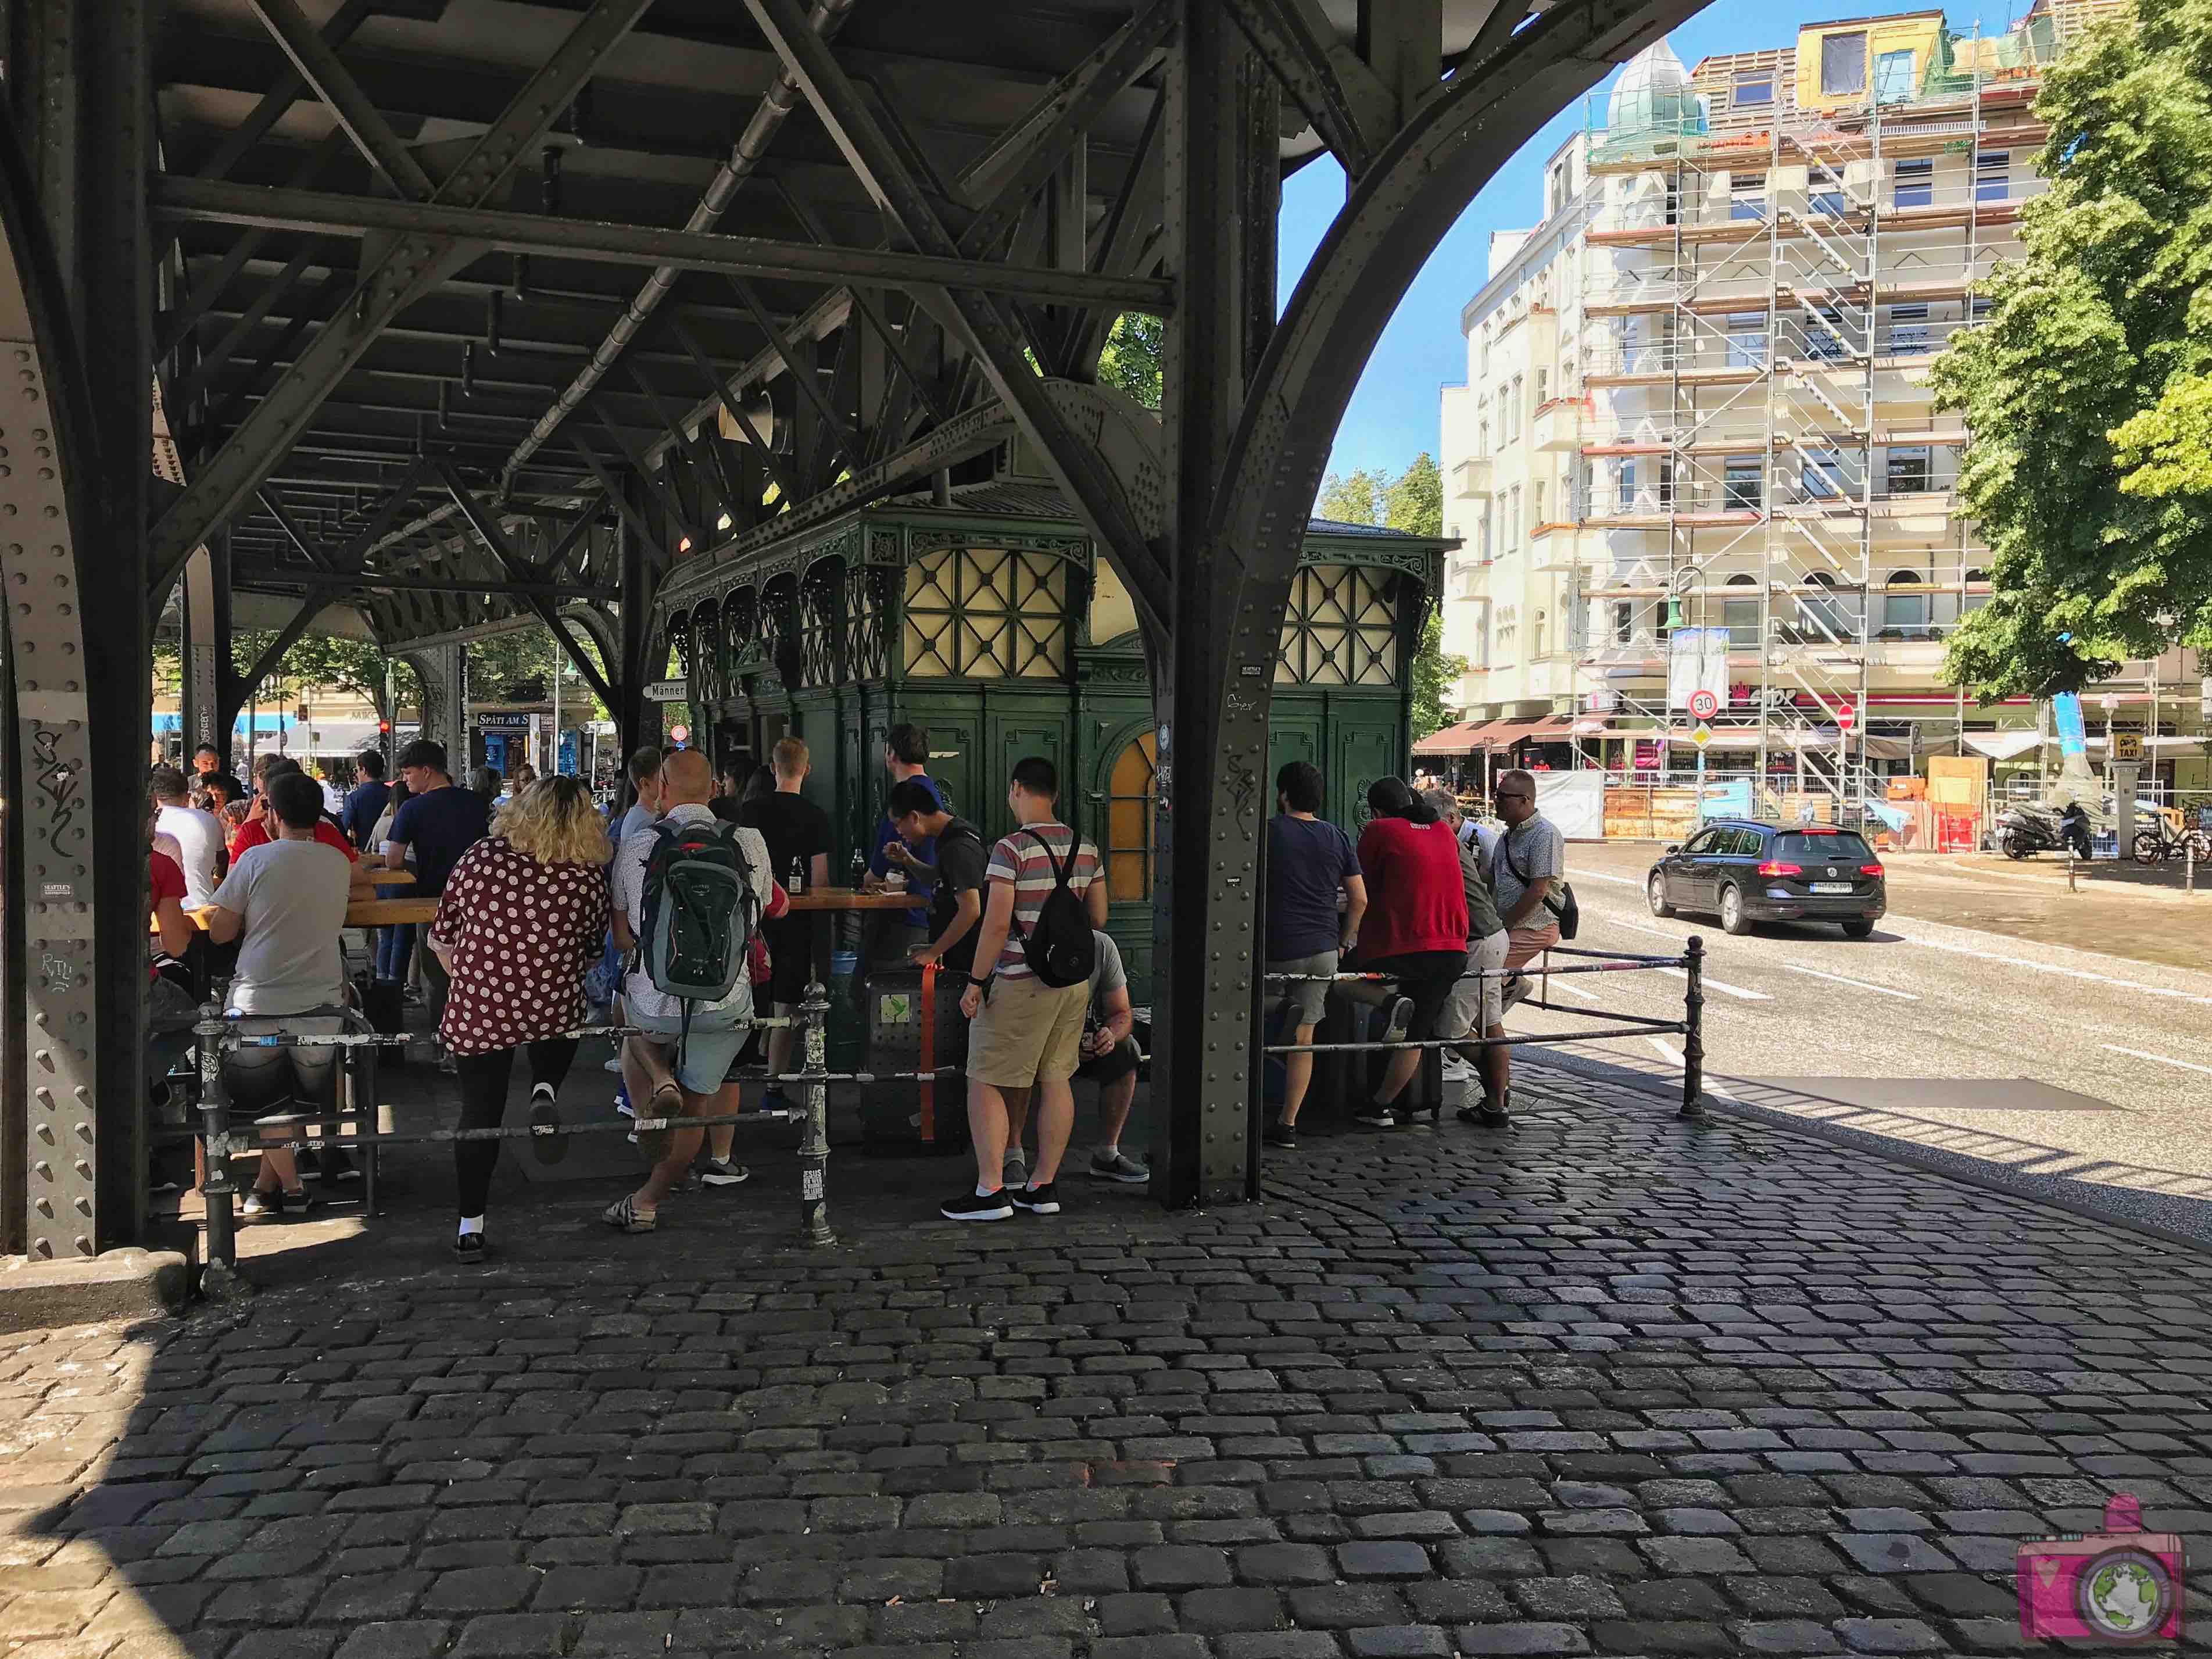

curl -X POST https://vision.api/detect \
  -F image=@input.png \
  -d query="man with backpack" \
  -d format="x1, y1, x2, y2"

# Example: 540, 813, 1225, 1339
943, 756, 1108, 1222
604, 749, 788, 1231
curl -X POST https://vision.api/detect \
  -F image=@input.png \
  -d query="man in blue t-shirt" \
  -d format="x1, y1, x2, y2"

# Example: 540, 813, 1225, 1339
1262, 761, 1366, 1149
864, 723, 947, 950
380, 738, 491, 1028
341, 750, 392, 853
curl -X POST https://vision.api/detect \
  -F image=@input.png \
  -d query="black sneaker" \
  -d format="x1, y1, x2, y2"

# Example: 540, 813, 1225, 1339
1479, 1090, 1513, 1127
1350, 1104, 1398, 1130
453, 1232, 486, 1264
942, 1189, 1014, 1222
1011, 1182, 1060, 1215
1264, 1118, 1298, 1149
278, 1188, 316, 1216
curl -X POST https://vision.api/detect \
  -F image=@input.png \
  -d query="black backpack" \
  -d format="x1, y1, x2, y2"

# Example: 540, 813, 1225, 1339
1015, 828, 1097, 988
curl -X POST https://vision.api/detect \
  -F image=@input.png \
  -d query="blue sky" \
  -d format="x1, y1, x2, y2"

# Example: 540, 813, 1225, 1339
1284, 0, 2004, 484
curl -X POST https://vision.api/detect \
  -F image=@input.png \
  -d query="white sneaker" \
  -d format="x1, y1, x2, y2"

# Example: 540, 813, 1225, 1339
602, 1055, 624, 1074
698, 1159, 751, 1188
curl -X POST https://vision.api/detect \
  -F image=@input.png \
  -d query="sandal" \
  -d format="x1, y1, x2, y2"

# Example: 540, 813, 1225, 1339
600, 1195, 657, 1233
633, 1082, 681, 1131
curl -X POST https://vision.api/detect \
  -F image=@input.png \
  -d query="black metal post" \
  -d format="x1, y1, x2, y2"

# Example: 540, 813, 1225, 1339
196, 1000, 240, 1276
1680, 934, 1705, 1120
795, 976, 834, 1245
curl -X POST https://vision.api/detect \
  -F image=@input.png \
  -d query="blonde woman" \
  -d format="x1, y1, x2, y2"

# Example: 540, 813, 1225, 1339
426, 776, 611, 1262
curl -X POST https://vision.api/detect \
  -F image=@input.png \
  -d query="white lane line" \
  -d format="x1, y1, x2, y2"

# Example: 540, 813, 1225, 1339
1545, 978, 1604, 1004
1577, 871, 1644, 888
1659, 967, 1773, 1001
1784, 963, 1921, 1002
1590, 915, 1773, 1000
2103, 1043, 2212, 1078
1647, 1036, 1683, 1062
1900, 931, 2212, 1008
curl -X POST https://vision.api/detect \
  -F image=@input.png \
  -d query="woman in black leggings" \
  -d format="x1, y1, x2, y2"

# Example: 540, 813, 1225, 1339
425, 777, 611, 1261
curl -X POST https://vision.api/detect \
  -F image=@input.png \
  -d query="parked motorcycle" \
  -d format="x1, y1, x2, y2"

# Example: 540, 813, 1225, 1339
1996, 802, 2092, 860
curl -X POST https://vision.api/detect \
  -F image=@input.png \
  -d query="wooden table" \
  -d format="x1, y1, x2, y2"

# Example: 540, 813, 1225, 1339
363, 867, 414, 888
785, 887, 921, 912
346, 897, 438, 927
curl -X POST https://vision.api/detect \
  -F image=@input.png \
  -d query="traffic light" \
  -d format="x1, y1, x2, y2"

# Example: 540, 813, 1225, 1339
378, 720, 392, 734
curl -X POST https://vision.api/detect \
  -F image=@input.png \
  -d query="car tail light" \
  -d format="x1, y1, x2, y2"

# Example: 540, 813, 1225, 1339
1757, 860, 1802, 877
1860, 863, 1884, 877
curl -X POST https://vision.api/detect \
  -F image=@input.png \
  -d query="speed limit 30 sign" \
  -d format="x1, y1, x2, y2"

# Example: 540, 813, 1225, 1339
1687, 689, 1719, 720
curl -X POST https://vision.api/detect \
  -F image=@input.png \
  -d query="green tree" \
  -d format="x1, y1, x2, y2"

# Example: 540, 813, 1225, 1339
1315, 452, 1464, 739
1930, 0, 2212, 699
1096, 312, 1164, 409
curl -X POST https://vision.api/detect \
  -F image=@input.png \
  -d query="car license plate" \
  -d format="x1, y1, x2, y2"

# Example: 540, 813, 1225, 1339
1810, 881, 1852, 893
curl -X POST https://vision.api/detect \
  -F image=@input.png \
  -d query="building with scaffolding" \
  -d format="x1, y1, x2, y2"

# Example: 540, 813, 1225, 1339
1437, 0, 2200, 814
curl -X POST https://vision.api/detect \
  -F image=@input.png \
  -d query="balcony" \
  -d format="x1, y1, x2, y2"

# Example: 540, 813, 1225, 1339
1452, 456, 1494, 499
1532, 398, 1585, 453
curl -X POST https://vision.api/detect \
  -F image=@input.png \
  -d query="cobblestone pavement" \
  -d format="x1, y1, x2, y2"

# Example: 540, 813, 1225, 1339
6, 1072, 2212, 1658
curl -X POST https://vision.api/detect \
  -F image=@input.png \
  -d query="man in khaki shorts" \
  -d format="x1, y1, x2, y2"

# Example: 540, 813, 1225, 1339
1488, 770, 1566, 1121
943, 756, 1108, 1222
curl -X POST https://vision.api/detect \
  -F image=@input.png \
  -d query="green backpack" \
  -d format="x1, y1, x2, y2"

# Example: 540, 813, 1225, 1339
638, 817, 758, 1011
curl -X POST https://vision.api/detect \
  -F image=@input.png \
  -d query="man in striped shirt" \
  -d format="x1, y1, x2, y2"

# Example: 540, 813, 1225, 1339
944, 756, 1109, 1222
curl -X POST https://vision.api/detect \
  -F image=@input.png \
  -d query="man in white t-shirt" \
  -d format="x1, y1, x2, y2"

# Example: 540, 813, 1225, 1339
150, 764, 224, 910
604, 750, 786, 1233
202, 772, 357, 1215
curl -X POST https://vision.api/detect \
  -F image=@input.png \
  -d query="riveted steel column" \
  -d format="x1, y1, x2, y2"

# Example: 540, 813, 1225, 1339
615, 478, 660, 769
1149, 0, 1268, 1209
0, 115, 116, 1256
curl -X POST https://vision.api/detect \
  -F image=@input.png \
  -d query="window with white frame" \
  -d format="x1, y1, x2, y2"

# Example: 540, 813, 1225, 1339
1532, 480, 1547, 525
1888, 304, 1930, 355
1723, 455, 1763, 512
1893, 156, 1932, 209
1723, 573, 1760, 645
1730, 171, 1768, 221
1727, 312, 1766, 367
1976, 150, 2010, 202
1733, 72, 1773, 107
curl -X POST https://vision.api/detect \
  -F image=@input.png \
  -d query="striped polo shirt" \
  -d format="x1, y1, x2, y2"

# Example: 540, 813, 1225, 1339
985, 821, 1101, 979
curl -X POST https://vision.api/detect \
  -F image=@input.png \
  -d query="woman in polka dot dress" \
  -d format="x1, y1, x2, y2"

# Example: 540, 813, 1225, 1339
427, 776, 611, 1263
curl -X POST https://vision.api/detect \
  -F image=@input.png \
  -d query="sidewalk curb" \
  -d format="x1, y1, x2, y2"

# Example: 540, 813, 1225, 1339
1522, 1051, 2212, 1261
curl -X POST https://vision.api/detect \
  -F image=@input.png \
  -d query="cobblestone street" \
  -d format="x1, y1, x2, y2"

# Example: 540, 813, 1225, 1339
5, 1073, 2210, 1658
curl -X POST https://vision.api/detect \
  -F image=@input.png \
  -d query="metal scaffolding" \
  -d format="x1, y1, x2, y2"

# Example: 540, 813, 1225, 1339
1563, 0, 2122, 810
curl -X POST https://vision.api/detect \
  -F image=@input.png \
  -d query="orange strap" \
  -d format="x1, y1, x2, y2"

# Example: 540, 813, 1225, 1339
919, 960, 937, 1142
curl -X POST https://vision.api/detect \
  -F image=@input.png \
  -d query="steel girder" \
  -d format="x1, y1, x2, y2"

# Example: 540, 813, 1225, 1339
146, 0, 661, 609
1148, 0, 1711, 1208
152, 180, 1177, 316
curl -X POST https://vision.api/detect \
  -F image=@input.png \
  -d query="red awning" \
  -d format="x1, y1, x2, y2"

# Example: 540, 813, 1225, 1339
1410, 719, 1495, 756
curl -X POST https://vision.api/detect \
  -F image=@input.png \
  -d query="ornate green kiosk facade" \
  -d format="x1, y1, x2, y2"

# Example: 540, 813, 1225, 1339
658, 482, 1448, 992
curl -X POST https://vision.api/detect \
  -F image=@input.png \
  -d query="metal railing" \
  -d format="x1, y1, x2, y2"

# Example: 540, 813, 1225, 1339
1260, 939, 1710, 1121
188, 977, 907, 1270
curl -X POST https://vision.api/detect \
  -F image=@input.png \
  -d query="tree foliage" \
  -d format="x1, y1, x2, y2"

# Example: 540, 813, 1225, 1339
1930, 0, 2212, 699
1096, 313, 1163, 409
1315, 452, 1465, 739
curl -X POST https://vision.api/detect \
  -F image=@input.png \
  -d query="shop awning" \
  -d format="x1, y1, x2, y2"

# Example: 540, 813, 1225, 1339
1962, 730, 2042, 760
1411, 718, 1496, 756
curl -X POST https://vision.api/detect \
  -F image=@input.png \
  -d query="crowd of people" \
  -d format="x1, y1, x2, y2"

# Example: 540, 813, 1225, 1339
1262, 763, 1568, 1146
146, 729, 1566, 1250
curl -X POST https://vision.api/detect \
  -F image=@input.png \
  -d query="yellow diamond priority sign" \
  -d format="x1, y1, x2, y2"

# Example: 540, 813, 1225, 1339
1692, 723, 1713, 748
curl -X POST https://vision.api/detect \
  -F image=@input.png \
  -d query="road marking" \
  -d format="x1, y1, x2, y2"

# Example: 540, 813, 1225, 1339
1647, 1036, 1683, 1062
1545, 978, 1603, 1003
1609, 917, 1685, 941
1784, 963, 1920, 1001
1658, 967, 1773, 1001
1595, 916, 1773, 999
1899, 932, 2212, 1007
1578, 871, 1644, 888
2103, 1043, 2212, 1078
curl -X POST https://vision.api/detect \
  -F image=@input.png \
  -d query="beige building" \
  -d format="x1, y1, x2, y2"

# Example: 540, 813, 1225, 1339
1438, 2, 2202, 802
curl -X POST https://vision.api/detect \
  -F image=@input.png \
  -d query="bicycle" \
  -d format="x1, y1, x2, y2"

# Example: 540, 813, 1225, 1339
2131, 819, 2212, 866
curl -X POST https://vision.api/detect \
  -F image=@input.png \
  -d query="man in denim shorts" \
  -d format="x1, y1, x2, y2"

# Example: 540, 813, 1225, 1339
1261, 762, 1368, 1149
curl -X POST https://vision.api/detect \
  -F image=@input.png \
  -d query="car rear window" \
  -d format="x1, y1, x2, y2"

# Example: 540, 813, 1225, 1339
1773, 831, 1873, 863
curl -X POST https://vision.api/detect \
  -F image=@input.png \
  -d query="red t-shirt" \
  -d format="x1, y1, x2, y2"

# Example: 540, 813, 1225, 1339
149, 850, 187, 982
229, 816, 357, 861
1355, 816, 1469, 960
